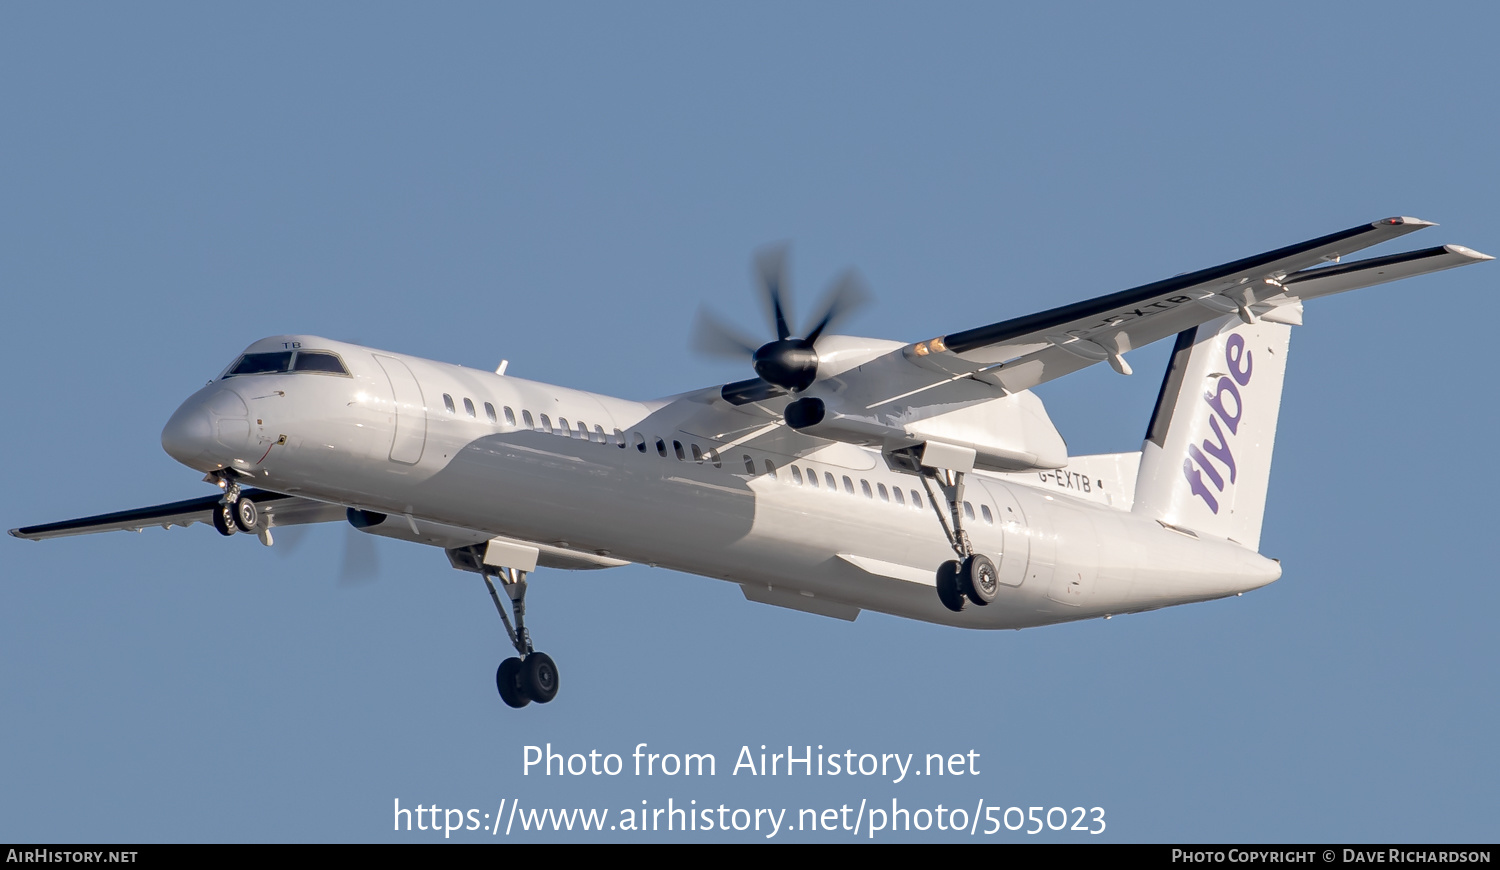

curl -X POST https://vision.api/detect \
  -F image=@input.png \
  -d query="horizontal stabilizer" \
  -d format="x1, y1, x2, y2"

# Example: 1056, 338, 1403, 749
1277, 244, 1492, 302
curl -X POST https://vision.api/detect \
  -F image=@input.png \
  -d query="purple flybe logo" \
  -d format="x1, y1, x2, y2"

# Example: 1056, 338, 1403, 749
1181, 333, 1252, 514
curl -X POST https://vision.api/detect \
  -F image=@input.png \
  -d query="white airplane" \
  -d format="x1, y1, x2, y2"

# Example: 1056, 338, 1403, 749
11, 217, 1489, 708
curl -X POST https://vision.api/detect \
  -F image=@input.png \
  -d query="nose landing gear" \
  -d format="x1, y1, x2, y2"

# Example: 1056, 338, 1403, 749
206, 473, 273, 545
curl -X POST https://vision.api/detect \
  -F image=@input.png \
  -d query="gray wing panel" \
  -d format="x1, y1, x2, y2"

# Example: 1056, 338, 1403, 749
10, 489, 347, 541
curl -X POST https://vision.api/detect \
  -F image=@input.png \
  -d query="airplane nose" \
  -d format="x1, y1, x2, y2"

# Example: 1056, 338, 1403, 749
162, 387, 249, 469
161, 399, 215, 468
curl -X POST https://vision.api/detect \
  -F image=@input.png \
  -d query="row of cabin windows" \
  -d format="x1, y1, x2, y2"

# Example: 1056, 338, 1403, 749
438, 393, 623, 445
433, 392, 1000, 524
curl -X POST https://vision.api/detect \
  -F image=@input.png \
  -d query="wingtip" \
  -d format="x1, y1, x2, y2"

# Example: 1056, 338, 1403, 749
1444, 244, 1495, 261
1375, 216, 1437, 228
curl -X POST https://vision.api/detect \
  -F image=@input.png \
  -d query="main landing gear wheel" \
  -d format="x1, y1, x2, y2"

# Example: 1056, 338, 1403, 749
936, 560, 964, 612
212, 503, 236, 537
497, 657, 530, 708
477, 557, 560, 708
524, 652, 558, 703
232, 497, 259, 533
960, 553, 998, 607
923, 468, 999, 611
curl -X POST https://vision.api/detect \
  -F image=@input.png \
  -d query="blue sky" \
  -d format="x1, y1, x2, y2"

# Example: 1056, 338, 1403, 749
2, 3, 1496, 842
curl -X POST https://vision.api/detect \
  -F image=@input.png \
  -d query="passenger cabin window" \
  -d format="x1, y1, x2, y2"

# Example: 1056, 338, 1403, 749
743, 455, 755, 474
485, 403, 498, 423
709, 449, 721, 469
691, 444, 704, 463
790, 466, 803, 485
861, 480, 873, 498
843, 476, 855, 495
893, 488, 904, 506
673, 441, 686, 461
523, 410, 536, 430
878, 483, 889, 502
764, 460, 777, 477
464, 398, 476, 418
981, 505, 994, 525
806, 468, 818, 488
825, 473, 837, 490
442, 394, 456, 414
911, 490, 923, 509
540, 414, 552, 432
635, 433, 648, 453
504, 407, 516, 426
656, 438, 668, 458
963, 502, 975, 521
614, 429, 627, 447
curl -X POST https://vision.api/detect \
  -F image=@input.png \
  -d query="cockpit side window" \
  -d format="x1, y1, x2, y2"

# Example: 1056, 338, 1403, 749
292, 351, 350, 375
226, 352, 293, 377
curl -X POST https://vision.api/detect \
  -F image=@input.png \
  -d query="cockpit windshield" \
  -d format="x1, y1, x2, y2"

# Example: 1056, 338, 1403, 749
223, 350, 349, 378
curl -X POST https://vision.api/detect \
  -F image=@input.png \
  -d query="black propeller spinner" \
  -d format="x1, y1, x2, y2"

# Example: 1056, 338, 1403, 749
693, 245, 868, 393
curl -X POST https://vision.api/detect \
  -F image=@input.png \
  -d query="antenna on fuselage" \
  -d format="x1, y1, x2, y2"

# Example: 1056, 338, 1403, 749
495, 360, 509, 376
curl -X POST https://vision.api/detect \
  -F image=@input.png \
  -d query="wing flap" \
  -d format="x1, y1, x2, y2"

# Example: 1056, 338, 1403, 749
10, 489, 347, 541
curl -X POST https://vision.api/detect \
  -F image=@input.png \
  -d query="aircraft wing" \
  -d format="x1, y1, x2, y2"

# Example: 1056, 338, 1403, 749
9, 489, 347, 541
903, 217, 1491, 393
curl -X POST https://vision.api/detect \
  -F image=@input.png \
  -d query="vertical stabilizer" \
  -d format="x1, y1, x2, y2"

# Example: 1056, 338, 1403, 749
1132, 314, 1292, 551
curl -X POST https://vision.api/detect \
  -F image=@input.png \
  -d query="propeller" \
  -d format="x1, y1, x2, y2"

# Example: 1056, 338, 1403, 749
270, 517, 381, 586
693, 245, 869, 393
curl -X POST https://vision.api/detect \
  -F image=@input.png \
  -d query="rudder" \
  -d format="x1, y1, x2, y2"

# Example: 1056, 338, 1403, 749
1132, 313, 1292, 550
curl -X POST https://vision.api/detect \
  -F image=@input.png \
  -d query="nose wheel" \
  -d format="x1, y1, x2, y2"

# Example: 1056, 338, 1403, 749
481, 566, 559, 708
209, 477, 260, 536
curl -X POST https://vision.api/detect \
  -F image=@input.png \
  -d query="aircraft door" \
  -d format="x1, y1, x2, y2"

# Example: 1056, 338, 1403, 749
374, 355, 427, 465
989, 485, 1030, 588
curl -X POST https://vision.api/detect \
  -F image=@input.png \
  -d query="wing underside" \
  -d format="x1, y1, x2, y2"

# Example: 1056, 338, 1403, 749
10, 489, 347, 541
902, 218, 1490, 394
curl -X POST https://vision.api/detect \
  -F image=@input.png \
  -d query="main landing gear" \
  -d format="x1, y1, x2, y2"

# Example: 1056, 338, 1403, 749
922, 469, 998, 613
479, 564, 559, 708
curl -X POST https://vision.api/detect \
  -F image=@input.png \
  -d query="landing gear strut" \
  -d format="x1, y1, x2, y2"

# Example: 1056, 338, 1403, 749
480, 564, 559, 708
209, 474, 260, 536
922, 469, 997, 612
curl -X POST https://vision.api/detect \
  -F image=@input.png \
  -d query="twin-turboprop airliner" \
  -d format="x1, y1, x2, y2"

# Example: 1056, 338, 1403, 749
12, 218, 1489, 708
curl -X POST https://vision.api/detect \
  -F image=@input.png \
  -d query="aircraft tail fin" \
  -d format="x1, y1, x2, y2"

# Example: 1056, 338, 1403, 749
1131, 313, 1292, 551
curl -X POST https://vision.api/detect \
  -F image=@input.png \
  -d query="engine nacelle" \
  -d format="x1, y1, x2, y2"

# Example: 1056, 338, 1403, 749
784, 390, 1067, 472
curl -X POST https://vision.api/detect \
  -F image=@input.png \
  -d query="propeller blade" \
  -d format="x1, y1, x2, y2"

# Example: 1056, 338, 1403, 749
754, 244, 793, 341
339, 528, 380, 586
691, 308, 760, 359
804, 269, 870, 345
271, 523, 310, 556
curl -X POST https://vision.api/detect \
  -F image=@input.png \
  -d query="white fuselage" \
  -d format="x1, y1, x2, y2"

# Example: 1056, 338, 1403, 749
161, 336, 1280, 629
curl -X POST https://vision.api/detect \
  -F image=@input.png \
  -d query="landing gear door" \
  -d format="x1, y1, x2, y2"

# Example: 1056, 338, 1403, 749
374, 355, 427, 465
